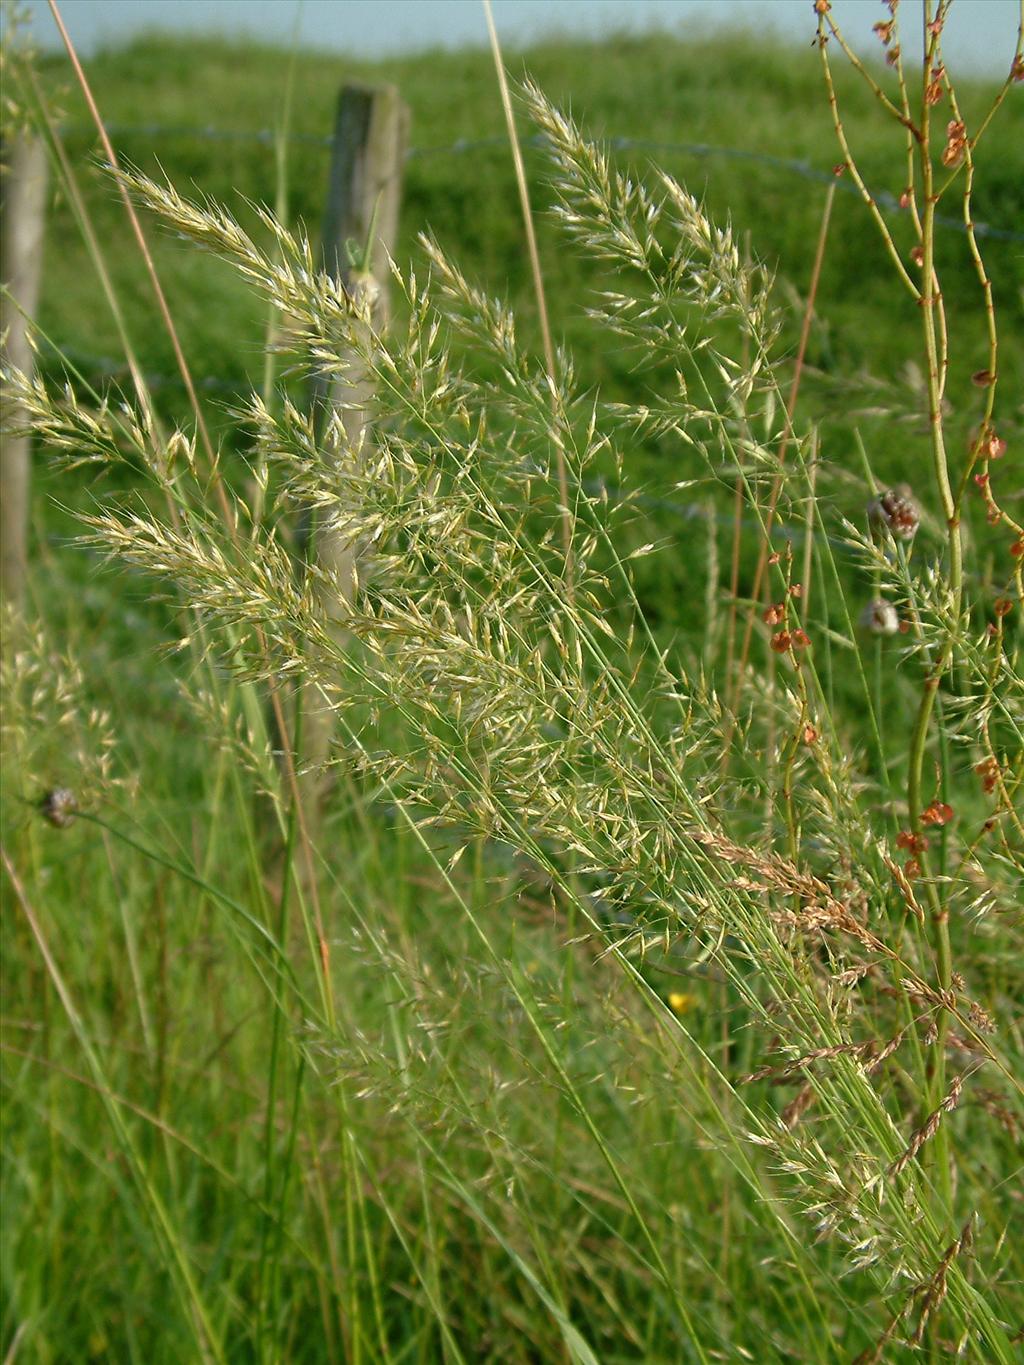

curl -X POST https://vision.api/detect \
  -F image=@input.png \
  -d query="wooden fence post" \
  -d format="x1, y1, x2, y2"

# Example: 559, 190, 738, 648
1, 134, 48, 611
300, 83, 409, 799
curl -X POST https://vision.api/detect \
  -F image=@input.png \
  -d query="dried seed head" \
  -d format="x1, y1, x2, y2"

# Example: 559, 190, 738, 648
896, 830, 929, 854
770, 628, 810, 655
782, 1083, 816, 1129
921, 801, 953, 827
860, 599, 900, 635
973, 425, 1007, 460
868, 484, 920, 540
40, 787, 78, 828
968, 1001, 996, 1034
941, 120, 967, 168
925, 65, 946, 106
974, 757, 1000, 794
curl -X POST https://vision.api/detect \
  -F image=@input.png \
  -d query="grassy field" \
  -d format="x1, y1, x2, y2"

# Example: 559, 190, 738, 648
32, 27, 1024, 447
26, 25, 1024, 635
3, 12, 1023, 1364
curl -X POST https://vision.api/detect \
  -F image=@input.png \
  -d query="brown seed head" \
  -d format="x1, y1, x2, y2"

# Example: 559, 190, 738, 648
974, 757, 999, 794
896, 830, 929, 854
925, 65, 946, 105
921, 801, 954, 827
869, 484, 920, 540
941, 120, 967, 167
983, 430, 1007, 460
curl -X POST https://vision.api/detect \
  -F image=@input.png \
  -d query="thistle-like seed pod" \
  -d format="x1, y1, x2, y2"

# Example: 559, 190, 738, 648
868, 484, 920, 540
859, 599, 900, 635
40, 787, 78, 828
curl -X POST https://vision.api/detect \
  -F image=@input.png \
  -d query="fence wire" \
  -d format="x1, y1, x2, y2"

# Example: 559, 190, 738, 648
63, 121, 1024, 244
37, 119, 1019, 542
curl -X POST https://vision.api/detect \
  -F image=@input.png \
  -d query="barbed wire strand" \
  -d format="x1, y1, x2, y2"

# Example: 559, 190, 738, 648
35, 123, 1020, 543
57, 122, 1023, 243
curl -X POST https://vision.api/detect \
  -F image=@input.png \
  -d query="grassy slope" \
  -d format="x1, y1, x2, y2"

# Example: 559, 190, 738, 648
27, 25, 1022, 774
3, 23, 1022, 1364
32, 26, 1023, 646
38, 27, 1023, 451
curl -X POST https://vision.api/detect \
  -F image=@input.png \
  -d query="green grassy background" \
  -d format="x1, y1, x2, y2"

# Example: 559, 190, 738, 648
35, 27, 1024, 462
3, 22, 1023, 1363
30, 26, 1024, 640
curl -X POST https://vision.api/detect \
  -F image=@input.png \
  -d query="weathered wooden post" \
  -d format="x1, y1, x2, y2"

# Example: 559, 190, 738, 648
300, 84, 409, 800
1, 134, 48, 611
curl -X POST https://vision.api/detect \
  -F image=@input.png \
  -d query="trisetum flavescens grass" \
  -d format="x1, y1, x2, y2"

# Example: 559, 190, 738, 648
2, 2, 1022, 1360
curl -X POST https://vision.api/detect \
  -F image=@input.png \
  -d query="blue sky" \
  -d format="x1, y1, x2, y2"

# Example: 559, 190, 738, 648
16, 0, 1023, 73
